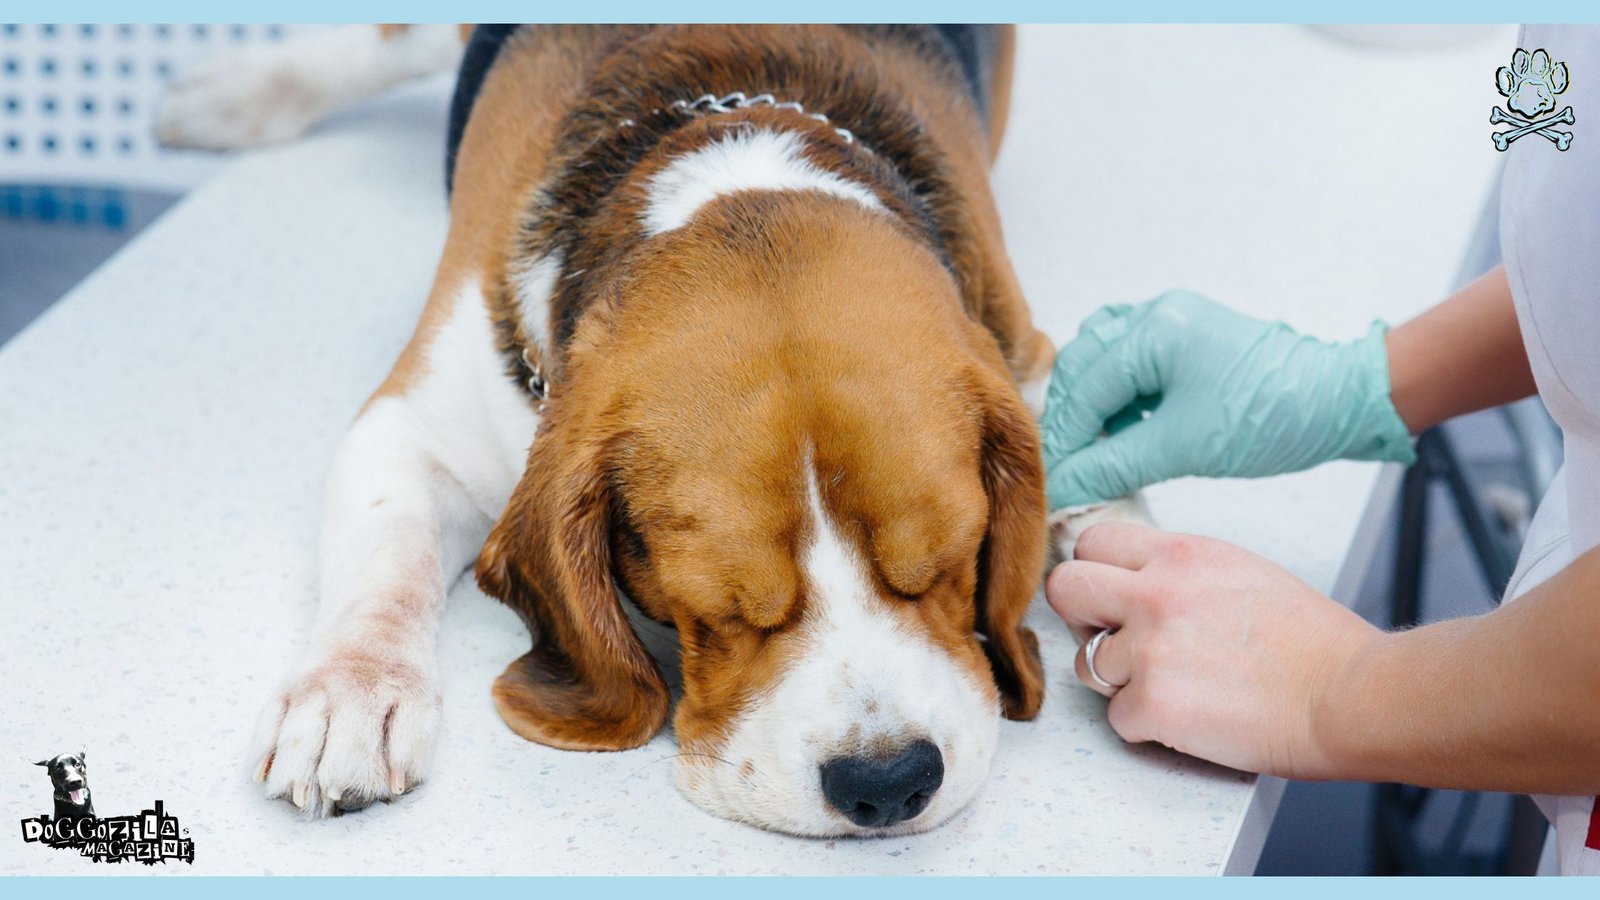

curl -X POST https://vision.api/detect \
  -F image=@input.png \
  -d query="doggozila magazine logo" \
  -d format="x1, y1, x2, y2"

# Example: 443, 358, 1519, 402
19, 749, 195, 865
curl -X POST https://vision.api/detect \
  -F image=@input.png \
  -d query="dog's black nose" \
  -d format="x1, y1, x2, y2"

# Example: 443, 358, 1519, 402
819, 739, 944, 828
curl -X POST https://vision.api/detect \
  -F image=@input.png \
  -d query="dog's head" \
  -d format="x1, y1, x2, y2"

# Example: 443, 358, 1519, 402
477, 195, 1045, 835
36, 750, 90, 809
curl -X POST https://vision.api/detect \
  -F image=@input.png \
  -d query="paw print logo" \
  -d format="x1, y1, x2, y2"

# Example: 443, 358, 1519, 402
1499, 48, 1567, 116
1491, 48, 1574, 151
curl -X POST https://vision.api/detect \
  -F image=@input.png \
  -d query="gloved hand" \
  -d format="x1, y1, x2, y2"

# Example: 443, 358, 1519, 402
1041, 290, 1416, 510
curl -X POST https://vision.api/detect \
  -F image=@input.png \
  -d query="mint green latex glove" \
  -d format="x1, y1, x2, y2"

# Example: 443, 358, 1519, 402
1041, 290, 1416, 510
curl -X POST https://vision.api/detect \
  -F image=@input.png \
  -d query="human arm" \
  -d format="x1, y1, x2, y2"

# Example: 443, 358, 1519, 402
1319, 540, 1600, 794
1041, 265, 1538, 509
1048, 522, 1600, 794
1385, 265, 1537, 433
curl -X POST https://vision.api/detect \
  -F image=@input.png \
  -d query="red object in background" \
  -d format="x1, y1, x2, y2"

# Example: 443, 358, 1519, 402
1586, 796, 1600, 851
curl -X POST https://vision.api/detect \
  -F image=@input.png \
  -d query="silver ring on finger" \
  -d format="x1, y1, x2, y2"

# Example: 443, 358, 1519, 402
1084, 627, 1121, 692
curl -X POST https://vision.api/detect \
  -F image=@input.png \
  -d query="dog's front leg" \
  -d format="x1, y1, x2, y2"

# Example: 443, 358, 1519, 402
251, 285, 534, 816
250, 400, 482, 814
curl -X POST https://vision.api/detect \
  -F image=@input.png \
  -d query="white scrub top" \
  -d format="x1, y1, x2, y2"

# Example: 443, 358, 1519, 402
1499, 23, 1600, 877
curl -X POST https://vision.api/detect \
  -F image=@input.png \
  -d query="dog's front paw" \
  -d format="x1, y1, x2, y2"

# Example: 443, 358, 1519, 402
156, 45, 331, 151
251, 648, 440, 816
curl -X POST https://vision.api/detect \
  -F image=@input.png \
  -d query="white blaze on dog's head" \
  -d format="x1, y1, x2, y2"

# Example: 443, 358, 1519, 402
670, 459, 999, 836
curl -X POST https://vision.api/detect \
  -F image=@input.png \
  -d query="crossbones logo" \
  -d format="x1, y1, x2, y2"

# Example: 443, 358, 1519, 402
1492, 48, 1574, 151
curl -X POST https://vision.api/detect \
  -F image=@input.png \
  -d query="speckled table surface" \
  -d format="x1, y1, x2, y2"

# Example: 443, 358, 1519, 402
1, 25, 1508, 875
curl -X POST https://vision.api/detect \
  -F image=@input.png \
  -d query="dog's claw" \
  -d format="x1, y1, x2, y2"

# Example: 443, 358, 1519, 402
251, 651, 439, 820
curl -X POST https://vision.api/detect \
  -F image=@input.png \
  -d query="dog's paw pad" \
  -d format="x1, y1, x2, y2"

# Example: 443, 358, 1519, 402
250, 651, 440, 817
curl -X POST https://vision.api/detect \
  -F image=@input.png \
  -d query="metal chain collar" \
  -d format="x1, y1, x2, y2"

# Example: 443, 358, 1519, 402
619, 91, 859, 146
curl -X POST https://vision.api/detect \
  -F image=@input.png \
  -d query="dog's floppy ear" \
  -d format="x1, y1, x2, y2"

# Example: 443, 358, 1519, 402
34, 759, 49, 767
972, 371, 1047, 720
475, 403, 670, 752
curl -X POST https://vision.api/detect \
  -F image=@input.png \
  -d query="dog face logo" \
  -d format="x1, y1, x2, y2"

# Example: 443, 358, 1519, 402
1492, 48, 1574, 151
35, 750, 93, 818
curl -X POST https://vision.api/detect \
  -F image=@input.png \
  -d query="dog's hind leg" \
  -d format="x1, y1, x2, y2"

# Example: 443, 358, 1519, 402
251, 277, 538, 816
157, 24, 465, 151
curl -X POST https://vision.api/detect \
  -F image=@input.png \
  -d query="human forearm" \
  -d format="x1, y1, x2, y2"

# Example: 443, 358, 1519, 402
1316, 545, 1600, 794
1386, 265, 1537, 434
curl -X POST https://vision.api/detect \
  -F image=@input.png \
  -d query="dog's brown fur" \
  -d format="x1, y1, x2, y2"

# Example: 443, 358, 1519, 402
378, 25, 1049, 755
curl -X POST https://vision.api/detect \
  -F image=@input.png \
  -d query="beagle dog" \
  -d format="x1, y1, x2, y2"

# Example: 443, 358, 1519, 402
172, 25, 1092, 836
